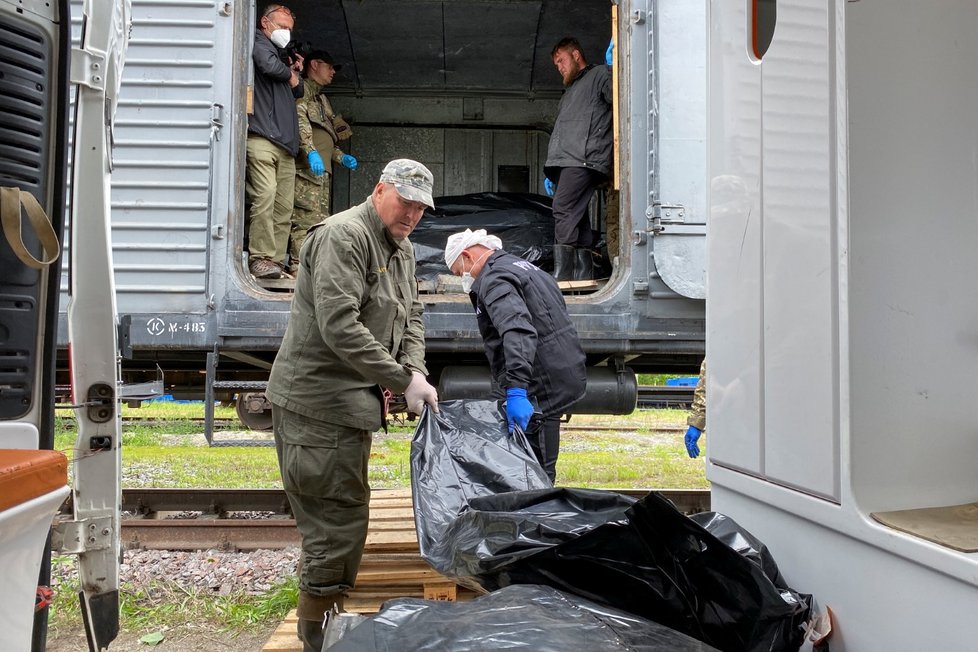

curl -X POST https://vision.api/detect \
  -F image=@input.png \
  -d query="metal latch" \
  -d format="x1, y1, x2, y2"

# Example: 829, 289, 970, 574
52, 515, 114, 555
211, 103, 225, 140
647, 202, 687, 234
86, 382, 115, 423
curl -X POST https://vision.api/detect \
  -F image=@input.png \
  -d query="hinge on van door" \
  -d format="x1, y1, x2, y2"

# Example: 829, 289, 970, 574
51, 516, 114, 554
647, 202, 687, 234
211, 104, 225, 140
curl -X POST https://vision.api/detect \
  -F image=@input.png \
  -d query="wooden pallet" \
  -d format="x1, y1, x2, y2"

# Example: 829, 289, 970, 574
261, 489, 479, 652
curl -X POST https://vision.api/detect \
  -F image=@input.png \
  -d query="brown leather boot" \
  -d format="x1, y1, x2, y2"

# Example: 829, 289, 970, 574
296, 591, 344, 652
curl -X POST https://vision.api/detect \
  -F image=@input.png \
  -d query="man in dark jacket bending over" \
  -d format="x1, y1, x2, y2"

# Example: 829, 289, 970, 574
445, 229, 587, 482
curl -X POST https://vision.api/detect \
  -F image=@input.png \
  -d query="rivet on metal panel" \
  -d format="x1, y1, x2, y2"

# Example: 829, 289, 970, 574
219, 2, 232, 16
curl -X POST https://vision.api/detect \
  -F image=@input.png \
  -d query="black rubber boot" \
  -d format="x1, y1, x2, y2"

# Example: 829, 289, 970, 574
553, 244, 575, 282
297, 591, 343, 652
573, 247, 593, 281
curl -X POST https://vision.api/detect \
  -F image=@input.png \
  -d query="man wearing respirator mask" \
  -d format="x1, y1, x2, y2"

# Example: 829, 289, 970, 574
445, 229, 587, 483
246, 4, 305, 280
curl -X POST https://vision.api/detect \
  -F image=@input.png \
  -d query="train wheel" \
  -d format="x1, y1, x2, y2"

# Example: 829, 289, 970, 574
235, 392, 273, 431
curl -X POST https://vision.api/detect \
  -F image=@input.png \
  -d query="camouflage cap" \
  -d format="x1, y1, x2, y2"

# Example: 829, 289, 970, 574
379, 159, 434, 208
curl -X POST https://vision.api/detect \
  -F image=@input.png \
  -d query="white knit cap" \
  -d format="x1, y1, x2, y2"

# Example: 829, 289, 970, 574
444, 228, 503, 268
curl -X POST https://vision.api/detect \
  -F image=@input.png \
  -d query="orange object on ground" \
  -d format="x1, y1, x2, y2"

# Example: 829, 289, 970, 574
0, 449, 68, 512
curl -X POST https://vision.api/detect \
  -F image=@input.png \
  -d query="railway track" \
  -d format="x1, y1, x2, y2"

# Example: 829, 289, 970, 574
59, 487, 711, 551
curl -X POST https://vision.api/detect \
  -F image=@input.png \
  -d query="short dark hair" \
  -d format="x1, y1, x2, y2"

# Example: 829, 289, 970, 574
551, 37, 584, 59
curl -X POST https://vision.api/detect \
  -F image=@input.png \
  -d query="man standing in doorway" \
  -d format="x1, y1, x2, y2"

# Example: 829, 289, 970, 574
291, 49, 358, 269
266, 159, 440, 652
544, 37, 613, 282
246, 4, 304, 280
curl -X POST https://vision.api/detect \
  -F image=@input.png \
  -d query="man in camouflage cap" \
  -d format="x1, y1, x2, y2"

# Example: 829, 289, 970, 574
379, 158, 435, 209
266, 158, 437, 652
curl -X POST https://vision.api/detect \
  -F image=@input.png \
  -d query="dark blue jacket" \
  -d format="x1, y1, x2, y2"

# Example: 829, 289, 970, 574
470, 251, 586, 416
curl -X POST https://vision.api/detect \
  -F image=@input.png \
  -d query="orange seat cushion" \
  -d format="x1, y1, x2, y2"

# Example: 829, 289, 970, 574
0, 449, 68, 512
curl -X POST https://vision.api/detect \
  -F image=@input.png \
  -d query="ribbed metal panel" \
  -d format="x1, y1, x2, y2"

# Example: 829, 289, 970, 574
65, 0, 228, 311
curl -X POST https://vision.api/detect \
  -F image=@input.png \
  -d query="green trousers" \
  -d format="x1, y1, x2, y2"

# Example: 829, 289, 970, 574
291, 173, 331, 262
272, 405, 372, 596
245, 134, 296, 263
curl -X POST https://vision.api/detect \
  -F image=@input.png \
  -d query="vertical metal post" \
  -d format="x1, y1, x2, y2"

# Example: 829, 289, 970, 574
204, 347, 218, 445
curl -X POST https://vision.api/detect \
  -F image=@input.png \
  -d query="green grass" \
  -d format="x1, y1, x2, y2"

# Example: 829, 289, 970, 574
53, 403, 705, 490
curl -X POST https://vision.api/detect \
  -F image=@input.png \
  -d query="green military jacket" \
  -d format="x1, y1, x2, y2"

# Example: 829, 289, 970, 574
295, 78, 350, 182
266, 197, 428, 431
687, 358, 706, 431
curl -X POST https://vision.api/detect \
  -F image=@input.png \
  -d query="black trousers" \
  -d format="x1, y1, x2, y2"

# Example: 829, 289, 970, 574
551, 167, 606, 247
525, 414, 561, 484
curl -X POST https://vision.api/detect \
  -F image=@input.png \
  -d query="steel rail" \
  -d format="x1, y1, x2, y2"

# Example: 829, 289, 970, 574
64, 488, 711, 551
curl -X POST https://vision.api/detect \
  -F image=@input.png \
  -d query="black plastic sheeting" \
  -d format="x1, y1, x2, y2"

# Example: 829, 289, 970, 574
411, 400, 552, 564
411, 192, 555, 283
327, 584, 720, 652
412, 399, 815, 652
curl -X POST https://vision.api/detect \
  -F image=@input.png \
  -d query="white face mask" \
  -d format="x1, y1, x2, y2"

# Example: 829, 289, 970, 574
269, 28, 291, 48
459, 249, 491, 293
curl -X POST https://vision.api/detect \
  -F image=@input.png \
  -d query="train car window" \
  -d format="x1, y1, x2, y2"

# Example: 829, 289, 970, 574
751, 0, 776, 60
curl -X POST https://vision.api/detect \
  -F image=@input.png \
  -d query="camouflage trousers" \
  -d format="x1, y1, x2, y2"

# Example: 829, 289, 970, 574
291, 173, 331, 262
272, 405, 371, 597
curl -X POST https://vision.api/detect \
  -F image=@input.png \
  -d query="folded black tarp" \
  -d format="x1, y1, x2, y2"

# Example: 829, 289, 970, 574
327, 584, 720, 652
412, 400, 814, 652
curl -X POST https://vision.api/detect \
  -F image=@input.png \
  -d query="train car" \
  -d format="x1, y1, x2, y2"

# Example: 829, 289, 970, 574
708, 1, 978, 649
56, 0, 709, 431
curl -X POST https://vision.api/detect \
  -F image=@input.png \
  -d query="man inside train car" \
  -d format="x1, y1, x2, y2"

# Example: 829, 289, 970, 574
266, 159, 440, 651
445, 228, 587, 483
290, 49, 358, 273
543, 36, 613, 282
246, 3, 304, 280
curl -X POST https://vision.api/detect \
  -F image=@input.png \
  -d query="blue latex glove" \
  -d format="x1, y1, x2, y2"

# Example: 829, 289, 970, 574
605, 40, 614, 66
341, 154, 358, 170
307, 151, 325, 177
543, 178, 556, 197
505, 388, 534, 434
684, 425, 702, 458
